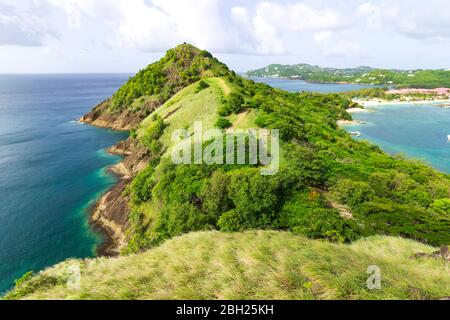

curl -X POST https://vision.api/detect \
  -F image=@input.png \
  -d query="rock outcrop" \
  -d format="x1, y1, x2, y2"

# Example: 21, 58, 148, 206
79, 99, 159, 131
90, 138, 150, 256
413, 246, 450, 261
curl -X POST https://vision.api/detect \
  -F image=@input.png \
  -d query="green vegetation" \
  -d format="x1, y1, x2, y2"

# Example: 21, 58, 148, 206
7, 44, 450, 300
247, 64, 450, 88
342, 87, 445, 101
124, 64, 450, 254
139, 77, 229, 152
5, 231, 449, 300
91, 43, 230, 123
215, 117, 232, 129
195, 80, 210, 93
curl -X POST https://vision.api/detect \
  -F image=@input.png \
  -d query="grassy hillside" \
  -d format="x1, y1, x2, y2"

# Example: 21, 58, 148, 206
138, 77, 232, 150
82, 44, 231, 129
5, 231, 449, 300
247, 64, 450, 88
123, 67, 450, 255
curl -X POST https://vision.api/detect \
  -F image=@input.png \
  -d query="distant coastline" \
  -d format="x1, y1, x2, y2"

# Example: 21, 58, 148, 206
354, 98, 450, 107
247, 75, 377, 86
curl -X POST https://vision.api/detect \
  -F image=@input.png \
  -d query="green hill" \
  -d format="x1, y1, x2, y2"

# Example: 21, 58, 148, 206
5, 231, 449, 300
246, 64, 450, 88
80, 43, 230, 130
124, 67, 450, 254
6, 44, 449, 300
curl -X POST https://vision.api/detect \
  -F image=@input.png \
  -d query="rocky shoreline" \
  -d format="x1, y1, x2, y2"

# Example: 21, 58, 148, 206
79, 98, 155, 131
80, 115, 149, 256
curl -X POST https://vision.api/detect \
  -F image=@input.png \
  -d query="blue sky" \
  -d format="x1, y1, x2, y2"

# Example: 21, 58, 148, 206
0, 0, 449, 73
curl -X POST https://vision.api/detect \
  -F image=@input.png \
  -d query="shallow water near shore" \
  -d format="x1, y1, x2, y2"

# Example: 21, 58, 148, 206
0, 74, 129, 293
254, 78, 450, 174
344, 103, 450, 173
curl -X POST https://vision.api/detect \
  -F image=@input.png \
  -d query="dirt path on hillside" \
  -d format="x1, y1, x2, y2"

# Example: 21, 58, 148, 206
216, 78, 231, 96
232, 111, 249, 129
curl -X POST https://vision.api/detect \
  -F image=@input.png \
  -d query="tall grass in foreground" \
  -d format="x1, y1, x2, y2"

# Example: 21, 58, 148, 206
5, 231, 449, 300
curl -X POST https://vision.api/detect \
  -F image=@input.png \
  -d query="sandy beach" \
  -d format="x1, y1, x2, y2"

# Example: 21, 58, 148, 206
346, 107, 371, 113
353, 98, 450, 107
337, 119, 365, 126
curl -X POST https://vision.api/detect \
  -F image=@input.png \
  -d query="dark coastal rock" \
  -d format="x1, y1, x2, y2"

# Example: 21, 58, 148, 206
80, 98, 160, 131
80, 96, 157, 255
91, 179, 131, 256
88, 137, 150, 255
413, 246, 450, 261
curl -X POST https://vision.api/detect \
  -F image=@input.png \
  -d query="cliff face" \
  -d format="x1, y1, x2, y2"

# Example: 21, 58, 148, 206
79, 99, 158, 131
90, 139, 150, 255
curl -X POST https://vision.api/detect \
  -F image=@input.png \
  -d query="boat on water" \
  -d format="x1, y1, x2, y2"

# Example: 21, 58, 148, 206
448, 135, 450, 142
350, 131, 361, 137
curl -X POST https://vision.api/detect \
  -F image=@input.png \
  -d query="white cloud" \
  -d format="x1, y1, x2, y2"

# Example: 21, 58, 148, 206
357, 2, 383, 30
324, 40, 365, 58
254, 2, 347, 32
313, 31, 333, 45
109, 0, 293, 55
357, 0, 450, 40
313, 31, 365, 58
0, 0, 56, 46
0, 0, 352, 55
33, 0, 348, 55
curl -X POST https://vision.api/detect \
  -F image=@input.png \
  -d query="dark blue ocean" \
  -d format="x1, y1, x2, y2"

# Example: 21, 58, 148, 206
0, 74, 129, 293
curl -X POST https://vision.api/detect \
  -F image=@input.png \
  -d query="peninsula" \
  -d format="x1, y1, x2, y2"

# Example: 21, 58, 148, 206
6, 44, 450, 300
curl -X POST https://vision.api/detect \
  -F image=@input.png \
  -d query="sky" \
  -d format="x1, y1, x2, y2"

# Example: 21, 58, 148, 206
0, 0, 450, 73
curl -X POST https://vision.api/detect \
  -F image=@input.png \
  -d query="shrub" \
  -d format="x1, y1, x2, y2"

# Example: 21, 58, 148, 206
431, 199, 450, 215
217, 210, 244, 231
129, 129, 137, 140
130, 166, 155, 204
219, 92, 245, 116
291, 209, 359, 243
332, 179, 375, 207
195, 80, 210, 93
215, 117, 232, 129
141, 115, 166, 151
200, 170, 232, 220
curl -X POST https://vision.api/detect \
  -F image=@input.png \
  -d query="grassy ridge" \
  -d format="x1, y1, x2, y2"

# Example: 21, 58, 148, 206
5, 231, 449, 300
126, 71, 450, 254
139, 77, 232, 150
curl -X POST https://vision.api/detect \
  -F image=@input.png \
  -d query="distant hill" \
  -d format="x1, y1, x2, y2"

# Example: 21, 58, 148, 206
246, 64, 450, 88
5, 231, 450, 300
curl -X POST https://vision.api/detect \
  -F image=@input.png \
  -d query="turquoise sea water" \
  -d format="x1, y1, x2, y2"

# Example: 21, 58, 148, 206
0, 74, 129, 293
254, 78, 449, 174
344, 103, 450, 173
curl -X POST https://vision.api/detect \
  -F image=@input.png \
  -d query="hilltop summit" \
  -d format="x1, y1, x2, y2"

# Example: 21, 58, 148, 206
81, 43, 230, 130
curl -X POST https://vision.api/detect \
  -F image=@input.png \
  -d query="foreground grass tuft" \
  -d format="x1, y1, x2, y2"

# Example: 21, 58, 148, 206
5, 231, 449, 300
